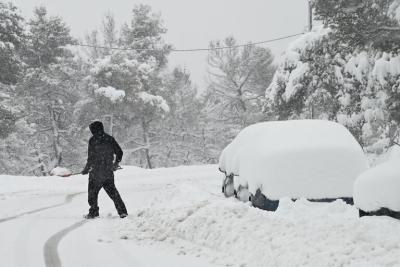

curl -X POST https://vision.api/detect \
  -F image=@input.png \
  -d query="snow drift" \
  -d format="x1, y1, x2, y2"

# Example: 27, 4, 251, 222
120, 172, 400, 267
219, 120, 369, 200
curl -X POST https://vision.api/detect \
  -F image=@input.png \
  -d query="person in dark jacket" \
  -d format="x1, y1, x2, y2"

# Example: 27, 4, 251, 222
82, 121, 128, 219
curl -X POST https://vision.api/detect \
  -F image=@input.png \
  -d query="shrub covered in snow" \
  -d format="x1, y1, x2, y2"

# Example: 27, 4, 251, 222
219, 120, 369, 208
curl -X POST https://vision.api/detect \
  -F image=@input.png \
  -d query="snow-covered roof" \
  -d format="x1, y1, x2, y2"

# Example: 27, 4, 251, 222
219, 120, 369, 200
354, 158, 400, 212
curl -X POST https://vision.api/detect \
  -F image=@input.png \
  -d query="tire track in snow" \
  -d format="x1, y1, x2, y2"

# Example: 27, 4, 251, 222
0, 192, 84, 224
44, 219, 90, 267
43, 186, 164, 267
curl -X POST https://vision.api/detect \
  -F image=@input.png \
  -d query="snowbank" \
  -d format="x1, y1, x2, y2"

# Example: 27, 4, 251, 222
118, 177, 400, 267
354, 159, 400, 212
219, 120, 368, 200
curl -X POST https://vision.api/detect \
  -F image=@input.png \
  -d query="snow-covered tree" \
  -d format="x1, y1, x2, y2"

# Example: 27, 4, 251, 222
120, 4, 172, 69
313, 0, 400, 51
17, 6, 80, 175
206, 36, 275, 125
0, 1, 27, 85
0, 83, 37, 175
198, 90, 238, 163
307, 0, 400, 156
153, 67, 207, 166
265, 23, 400, 159
79, 7, 172, 169
24, 6, 75, 67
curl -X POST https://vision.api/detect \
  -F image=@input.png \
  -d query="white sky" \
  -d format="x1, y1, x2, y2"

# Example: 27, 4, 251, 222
14, 0, 313, 92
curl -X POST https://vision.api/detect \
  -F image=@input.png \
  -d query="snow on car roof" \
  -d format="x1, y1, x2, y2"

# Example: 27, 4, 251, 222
219, 120, 368, 200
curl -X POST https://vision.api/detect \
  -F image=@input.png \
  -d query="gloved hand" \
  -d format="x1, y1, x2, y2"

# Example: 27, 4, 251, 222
82, 166, 90, 175
112, 162, 120, 172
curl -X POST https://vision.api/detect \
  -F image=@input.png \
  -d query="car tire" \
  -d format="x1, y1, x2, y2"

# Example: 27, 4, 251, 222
222, 174, 235, 197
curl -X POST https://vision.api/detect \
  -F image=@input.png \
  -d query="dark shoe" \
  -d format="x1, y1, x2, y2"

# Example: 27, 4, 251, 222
119, 213, 127, 219
84, 213, 99, 219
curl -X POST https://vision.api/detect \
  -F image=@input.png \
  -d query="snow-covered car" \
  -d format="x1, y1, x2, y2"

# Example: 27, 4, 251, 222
219, 120, 369, 211
354, 157, 400, 220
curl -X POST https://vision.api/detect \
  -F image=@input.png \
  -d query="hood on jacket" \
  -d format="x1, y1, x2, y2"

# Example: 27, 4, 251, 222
89, 121, 105, 136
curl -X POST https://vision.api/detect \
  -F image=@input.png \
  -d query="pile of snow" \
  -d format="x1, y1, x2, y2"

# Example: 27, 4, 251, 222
219, 120, 369, 200
50, 167, 71, 176
138, 92, 170, 112
95, 86, 125, 102
118, 176, 400, 267
354, 159, 400, 212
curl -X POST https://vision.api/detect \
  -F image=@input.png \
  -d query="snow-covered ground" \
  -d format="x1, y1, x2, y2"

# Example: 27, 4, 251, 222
1, 165, 400, 266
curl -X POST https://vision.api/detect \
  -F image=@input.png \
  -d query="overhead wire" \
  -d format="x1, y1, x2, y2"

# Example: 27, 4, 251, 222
72, 32, 304, 52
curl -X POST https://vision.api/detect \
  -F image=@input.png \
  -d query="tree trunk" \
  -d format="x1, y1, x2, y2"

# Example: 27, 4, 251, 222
49, 107, 62, 170
145, 149, 153, 169
107, 113, 114, 136
36, 147, 47, 176
141, 118, 153, 169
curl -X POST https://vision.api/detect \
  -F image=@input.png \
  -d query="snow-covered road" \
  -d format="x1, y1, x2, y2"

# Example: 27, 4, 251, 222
0, 167, 223, 267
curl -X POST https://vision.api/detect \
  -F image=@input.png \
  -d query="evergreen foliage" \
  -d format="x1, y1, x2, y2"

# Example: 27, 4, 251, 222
0, 2, 26, 85
313, 0, 400, 51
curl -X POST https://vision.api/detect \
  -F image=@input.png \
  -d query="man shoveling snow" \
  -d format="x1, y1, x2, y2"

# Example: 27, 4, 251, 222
81, 121, 128, 219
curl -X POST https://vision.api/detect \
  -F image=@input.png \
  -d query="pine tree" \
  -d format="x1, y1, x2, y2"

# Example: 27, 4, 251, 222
17, 6, 80, 175
80, 7, 173, 169
206, 36, 276, 126
313, 0, 400, 51
0, 2, 27, 85
120, 4, 173, 69
266, 27, 343, 121
155, 67, 206, 166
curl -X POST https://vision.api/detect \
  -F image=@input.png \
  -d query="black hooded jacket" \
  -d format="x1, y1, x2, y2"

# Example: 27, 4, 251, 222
84, 121, 123, 171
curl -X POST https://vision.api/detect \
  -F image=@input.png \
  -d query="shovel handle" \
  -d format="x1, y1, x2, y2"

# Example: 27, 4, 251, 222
58, 167, 123, 178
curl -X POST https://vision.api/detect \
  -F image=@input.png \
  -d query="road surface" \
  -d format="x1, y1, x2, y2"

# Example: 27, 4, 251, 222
0, 183, 219, 267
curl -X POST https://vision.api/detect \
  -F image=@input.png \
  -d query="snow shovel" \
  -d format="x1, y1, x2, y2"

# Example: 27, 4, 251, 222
56, 167, 123, 178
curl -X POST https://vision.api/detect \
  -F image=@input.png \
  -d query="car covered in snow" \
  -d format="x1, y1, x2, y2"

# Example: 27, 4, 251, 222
354, 147, 400, 220
219, 120, 369, 211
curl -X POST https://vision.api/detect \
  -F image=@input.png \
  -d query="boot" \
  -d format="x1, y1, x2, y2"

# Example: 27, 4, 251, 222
83, 212, 99, 219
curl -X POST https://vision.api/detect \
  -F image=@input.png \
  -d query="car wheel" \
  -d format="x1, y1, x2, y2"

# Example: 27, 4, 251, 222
251, 189, 279, 211
222, 174, 235, 197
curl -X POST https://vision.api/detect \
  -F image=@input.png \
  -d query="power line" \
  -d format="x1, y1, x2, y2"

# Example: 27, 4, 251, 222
73, 33, 304, 53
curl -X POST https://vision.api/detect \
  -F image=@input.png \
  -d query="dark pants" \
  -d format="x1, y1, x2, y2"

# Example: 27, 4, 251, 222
88, 169, 127, 216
